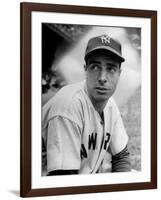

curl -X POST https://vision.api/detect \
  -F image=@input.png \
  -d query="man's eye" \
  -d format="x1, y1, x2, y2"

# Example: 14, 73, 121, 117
107, 66, 117, 73
90, 64, 99, 71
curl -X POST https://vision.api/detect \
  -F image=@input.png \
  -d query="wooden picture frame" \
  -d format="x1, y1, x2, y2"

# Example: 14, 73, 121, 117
20, 2, 157, 197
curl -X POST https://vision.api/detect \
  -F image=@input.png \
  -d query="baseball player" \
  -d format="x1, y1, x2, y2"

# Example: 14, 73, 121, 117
42, 34, 131, 175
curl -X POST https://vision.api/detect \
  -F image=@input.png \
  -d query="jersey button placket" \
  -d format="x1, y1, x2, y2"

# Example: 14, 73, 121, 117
100, 121, 104, 125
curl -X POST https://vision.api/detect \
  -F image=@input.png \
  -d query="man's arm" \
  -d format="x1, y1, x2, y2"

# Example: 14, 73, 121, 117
47, 170, 79, 176
47, 116, 81, 175
110, 109, 131, 172
111, 145, 131, 172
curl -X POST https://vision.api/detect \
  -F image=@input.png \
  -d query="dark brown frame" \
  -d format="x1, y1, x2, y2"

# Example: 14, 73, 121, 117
20, 2, 157, 197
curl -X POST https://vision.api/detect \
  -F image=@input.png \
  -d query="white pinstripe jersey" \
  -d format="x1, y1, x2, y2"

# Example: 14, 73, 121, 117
42, 81, 128, 174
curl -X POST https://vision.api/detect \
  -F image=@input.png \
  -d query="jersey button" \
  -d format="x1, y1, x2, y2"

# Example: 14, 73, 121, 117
100, 121, 103, 125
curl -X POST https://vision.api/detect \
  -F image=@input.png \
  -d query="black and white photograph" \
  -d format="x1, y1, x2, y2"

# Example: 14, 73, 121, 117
41, 24, 141, 176
20, 2, 157, 197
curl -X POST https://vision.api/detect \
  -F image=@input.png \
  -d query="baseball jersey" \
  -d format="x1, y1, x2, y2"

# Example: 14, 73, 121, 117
42, 81, 128, 174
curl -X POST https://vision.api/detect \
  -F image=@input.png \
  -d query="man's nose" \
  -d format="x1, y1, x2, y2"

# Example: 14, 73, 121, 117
98, 69, 107, 84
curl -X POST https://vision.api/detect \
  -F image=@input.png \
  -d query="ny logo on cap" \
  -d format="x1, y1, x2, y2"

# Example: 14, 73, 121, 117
100, 35, 111, 44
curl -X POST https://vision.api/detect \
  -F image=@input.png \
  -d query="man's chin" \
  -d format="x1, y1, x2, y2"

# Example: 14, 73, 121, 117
94, 94, 111, 102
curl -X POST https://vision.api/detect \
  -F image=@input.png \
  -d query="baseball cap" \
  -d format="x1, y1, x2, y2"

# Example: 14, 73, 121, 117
85, 34, 125, 63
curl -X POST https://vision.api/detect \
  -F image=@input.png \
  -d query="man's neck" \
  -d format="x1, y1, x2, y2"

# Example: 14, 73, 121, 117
91, 99, 108, 115
84, 83, 108, 115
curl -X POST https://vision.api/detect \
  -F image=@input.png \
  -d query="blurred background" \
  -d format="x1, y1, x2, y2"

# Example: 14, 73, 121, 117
42, 23, 141, 171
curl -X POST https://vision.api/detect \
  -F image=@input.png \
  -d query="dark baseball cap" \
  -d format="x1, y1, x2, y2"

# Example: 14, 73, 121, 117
85, 34, 125, 63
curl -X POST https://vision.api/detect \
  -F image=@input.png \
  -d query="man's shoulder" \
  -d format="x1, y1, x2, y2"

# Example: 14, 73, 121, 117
47, 81, 85, 106
105, 97, 121, 118
42, 81, 86, 124
106, 97, 118, 109
58, 81, 85, 96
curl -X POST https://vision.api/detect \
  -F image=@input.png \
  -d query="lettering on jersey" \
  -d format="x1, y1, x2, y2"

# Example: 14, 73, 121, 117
81, 132, 111, 160
103, 132, 111, 151
88, 132, 97, 150
81, 144, 87, 159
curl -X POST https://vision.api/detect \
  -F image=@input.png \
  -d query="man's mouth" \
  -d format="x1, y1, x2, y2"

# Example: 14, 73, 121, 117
95, 87, 110, 94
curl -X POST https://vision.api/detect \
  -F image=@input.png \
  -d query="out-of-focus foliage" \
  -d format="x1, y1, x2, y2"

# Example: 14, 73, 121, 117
119, 87, 141, 170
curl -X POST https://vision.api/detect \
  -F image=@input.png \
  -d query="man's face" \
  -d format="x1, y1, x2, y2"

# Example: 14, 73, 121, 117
85, 51, 121, 104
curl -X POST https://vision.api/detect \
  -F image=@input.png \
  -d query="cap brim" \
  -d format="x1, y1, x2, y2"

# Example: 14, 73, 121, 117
85, 46, 125, 63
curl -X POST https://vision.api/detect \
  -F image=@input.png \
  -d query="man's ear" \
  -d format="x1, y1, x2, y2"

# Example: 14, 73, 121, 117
118, 64, 122, 76
84, 64, 87, 71
118, 68, 122, 76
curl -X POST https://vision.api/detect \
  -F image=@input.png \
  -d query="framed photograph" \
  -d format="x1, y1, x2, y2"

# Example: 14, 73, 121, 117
20, 2, 157, 197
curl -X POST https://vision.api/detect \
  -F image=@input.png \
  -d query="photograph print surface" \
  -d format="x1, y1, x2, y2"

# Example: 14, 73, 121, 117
41, 23, 141, 176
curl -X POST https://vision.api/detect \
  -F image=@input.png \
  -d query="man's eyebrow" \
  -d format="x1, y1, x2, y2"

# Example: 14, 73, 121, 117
107, 63, 118, 67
